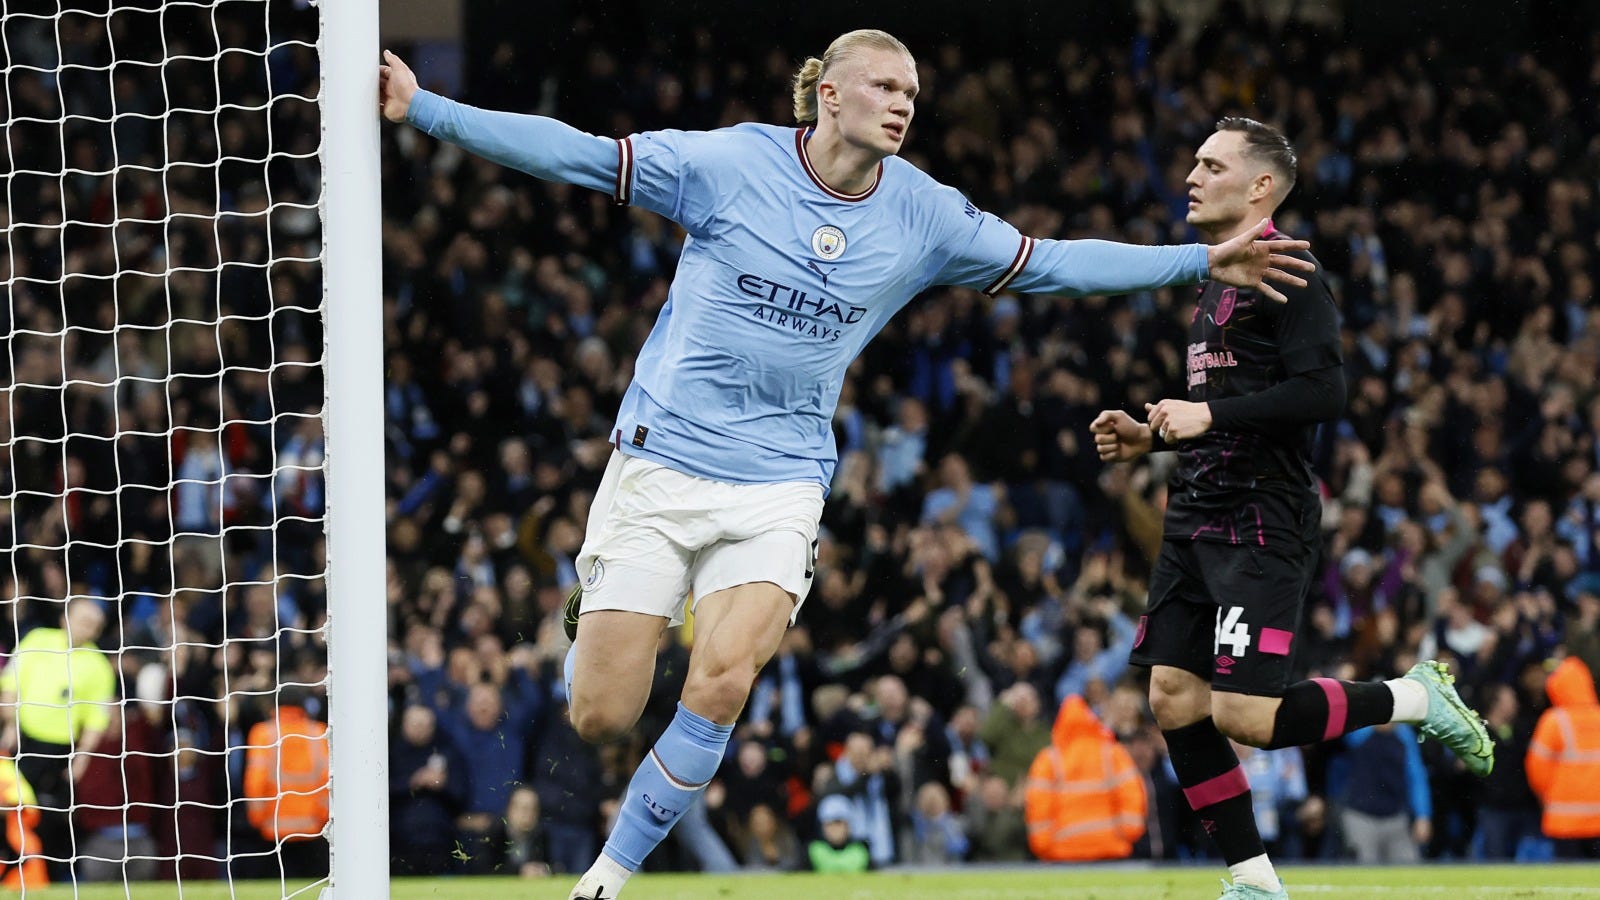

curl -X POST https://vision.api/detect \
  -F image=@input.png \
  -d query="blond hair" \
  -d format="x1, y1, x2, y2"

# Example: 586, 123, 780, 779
791, 29, 913, 124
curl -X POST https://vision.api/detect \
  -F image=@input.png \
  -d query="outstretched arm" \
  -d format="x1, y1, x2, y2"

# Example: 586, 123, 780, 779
1009, 221, 1313, 300
935, 189, 1315, 299
1003, 238, 1212, 299
380, 50, 619, 196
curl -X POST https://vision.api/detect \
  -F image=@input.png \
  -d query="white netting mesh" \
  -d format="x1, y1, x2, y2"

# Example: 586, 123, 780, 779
1, 0, 330, 893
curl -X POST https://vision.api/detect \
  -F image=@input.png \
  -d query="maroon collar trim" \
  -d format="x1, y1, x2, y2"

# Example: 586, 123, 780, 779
795, 129, 882, 202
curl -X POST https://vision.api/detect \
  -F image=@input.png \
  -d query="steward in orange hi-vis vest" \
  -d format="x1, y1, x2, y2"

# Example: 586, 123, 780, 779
1023, 695, 1147, 861
1526, 657, 1600, 840
243, 705, 331, 843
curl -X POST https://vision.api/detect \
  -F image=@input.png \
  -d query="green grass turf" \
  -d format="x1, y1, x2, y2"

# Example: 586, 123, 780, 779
23, 865, 1600, 899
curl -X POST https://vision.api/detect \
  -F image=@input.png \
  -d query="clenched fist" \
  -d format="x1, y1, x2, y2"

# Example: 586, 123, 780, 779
1090, 409, 1153, 462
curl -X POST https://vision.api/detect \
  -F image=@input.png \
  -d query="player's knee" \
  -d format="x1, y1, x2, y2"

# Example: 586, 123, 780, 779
1212, 712, 1272, 747
1148, 688, 1194, 730
569, 701, 635, 745
1212, 696, 1275, 747
683, 651, 757, 723
1148, 669, 1209, 729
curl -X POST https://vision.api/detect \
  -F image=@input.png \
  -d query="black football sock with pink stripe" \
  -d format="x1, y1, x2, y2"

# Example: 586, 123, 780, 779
1263, 678, 1394, 749
1163, 716, 1264, 865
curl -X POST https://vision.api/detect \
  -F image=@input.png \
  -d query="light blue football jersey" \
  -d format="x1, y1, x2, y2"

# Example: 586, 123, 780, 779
409, 91, 1209, 487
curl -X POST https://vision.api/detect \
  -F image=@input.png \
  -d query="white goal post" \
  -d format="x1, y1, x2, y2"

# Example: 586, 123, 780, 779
320, 0, 388, 896
0, 0, 386, 894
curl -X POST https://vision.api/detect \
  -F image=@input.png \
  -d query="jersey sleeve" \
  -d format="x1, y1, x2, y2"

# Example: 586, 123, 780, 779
406, 91, 722, 233
1274, 256, 1342, 375
407, 90, 618, 195
614, 129, 721, 234
928, 188, 1209, 297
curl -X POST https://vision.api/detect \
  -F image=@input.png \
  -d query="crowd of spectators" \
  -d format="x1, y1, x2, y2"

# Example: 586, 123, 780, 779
3, 0, 1600, 883
373, 4, 1600, 873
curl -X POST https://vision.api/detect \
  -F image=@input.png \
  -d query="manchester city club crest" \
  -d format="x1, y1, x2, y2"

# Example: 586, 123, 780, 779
811, 224, 846, 261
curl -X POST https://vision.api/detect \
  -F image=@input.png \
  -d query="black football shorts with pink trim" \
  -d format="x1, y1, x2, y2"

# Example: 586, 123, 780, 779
1128, 536, 1316, 697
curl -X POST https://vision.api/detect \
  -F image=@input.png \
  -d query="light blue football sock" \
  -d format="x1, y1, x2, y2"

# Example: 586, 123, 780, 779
602, 702, 732, 871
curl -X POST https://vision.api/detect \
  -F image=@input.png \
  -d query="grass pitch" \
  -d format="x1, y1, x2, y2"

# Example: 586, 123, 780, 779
26, 864, 1600, 899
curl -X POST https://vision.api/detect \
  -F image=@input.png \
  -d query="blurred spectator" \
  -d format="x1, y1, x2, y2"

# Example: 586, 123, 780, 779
717, 741, 788, 840
1527, 657, 1600, 859
979, 683, 1051, 787
0, 599, 115, 879
73, 703, 159, 882
905, 782, 969, 864
944, 704, 991, 798
807, 795, 869, 874
871, 678, 952, 799
156, 713, 222, 881
1477, 684, 1541, 860
745, 629, 824, 741
1052, 593, 1138, 705
1338, 722, 1432, 864
822, 732, 900, 867
962, 774, 1028, 862
736, 804, 802, 871
1023, 695, 1145, 862
389, 704, 470, 875
486, 786, 553, 878
921, 455, 1003, 562
441, 680, 543, 866
877, 398, 929, 498
1420, 588, 1493, 669
242, 687, 330, 878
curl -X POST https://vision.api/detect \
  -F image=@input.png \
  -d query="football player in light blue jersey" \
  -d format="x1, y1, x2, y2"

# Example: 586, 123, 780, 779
381, 29, 1313, 898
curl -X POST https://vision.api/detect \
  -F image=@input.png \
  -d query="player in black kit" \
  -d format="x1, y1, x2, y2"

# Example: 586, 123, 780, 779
1091, 118, 1493, 900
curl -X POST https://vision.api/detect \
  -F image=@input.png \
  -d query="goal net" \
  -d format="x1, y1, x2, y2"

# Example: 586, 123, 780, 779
1, 0, 384, 894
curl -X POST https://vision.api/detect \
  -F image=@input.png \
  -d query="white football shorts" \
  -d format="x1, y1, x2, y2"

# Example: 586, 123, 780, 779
573, 451, 825, 626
